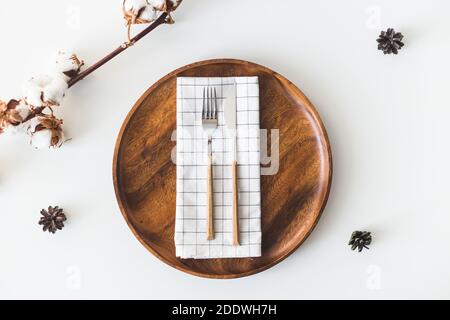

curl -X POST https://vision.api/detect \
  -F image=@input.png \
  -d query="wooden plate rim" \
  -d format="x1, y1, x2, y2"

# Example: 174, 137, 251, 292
113, 58, 333, 279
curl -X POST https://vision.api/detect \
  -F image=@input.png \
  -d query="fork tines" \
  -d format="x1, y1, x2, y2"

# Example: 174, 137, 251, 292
203, 87, 218, 120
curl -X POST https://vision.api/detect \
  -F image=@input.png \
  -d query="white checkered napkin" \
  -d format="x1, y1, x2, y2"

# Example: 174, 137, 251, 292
175, 77, 262, 259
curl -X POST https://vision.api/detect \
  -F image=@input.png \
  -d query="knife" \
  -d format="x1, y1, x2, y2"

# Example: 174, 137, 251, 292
224, 82, 240, 246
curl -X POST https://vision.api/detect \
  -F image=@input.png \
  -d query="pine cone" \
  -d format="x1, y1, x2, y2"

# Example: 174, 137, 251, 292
349, 231, 372, 252
39, 206, 67, 234
377, 28, 404, 55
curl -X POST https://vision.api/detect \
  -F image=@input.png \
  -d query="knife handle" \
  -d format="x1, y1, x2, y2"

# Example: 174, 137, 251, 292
207, 154, 215, 240
232, 160, 240, 246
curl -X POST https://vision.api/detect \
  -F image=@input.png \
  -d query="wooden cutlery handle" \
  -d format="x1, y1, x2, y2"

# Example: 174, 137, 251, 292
207, 154, 215, 240
232, 160, 240, 246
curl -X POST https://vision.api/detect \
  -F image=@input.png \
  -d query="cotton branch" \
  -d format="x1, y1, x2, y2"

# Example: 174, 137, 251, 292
0, 0, 182, 149
68, 12, 168, 88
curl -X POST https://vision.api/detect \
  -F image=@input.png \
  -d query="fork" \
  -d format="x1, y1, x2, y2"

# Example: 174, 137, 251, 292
202, 87, 218, 240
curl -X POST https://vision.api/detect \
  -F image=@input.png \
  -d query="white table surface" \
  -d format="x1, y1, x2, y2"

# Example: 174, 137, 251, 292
1, 0, 449, 300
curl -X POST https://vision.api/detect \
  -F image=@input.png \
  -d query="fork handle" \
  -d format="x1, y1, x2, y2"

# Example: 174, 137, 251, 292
207, 154, 215, 240
232, 160, 240, 246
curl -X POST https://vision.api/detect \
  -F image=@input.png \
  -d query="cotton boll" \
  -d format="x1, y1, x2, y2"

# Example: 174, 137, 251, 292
30, 128, 64, 149
167, 0, 183, 11
147, 0, 166, 11
23, 74, 68, 107
124, 0, 149, 23
140, 5, 158, 21
6, 101, 31, 134
54, 51, 84, 81
22, 76, 48, 107
0, 100, 14, 133
25, 117, 40, 135
148, 0, 182, 11
15, 100, 31, 120
43, 74, 68, 106
153, 0, 183, 24
124, 0, 181, 25
4, 121, 27, 136
30, 129, 54, 149
0, 99, 31, 134
28, 115, 64, 149
124, 0, 148, 13
124, 0, 156, 24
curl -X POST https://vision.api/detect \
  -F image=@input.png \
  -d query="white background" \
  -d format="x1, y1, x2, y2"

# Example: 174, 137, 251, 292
0, 0, 449, 299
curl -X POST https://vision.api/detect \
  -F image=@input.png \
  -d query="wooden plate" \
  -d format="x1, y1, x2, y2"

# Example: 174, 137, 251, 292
113, 59, 332, 279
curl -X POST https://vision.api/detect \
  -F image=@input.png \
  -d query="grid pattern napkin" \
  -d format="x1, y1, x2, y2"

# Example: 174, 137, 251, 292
175, 77, 262, 259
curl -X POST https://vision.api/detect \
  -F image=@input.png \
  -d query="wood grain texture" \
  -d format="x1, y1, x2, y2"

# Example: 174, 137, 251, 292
113, 59, 332, 279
